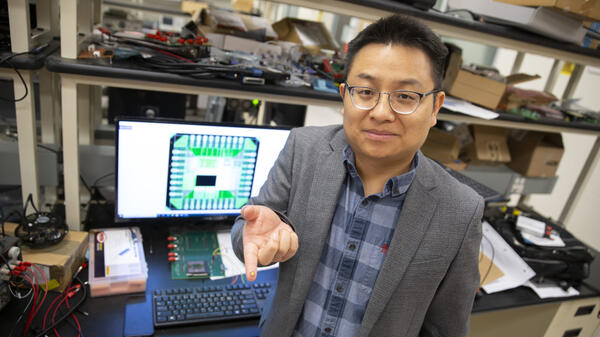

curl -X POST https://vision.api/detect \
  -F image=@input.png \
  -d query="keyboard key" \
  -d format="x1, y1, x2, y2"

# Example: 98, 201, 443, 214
187, 311, 224, 320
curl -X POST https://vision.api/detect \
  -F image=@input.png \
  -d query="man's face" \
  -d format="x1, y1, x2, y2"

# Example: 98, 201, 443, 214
340, 43, 444, 168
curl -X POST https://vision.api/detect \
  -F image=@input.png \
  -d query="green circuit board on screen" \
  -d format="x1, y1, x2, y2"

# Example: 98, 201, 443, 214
166, 133, 259, 212
169, 230, 225, 280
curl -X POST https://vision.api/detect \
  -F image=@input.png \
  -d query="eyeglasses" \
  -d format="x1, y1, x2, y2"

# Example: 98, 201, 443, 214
344, 82, 442, 115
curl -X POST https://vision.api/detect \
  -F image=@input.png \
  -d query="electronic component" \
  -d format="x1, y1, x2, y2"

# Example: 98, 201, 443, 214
186, 261, 208, 277
14, 211, 68, 249
0, 236, 21, 311
167, 231, 224, 280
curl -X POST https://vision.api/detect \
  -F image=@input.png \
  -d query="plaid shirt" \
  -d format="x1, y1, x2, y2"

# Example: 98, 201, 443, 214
292, 146, 417, 337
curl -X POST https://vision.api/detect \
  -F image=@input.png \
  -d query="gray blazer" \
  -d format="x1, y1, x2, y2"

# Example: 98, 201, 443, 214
232, 125, 484, 337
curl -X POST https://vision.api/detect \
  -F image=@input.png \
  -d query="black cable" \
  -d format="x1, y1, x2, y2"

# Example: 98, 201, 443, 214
7, 287, 35, 337
3, 133, 60, 157
22, 193, 39, 214
1, 209, 22, 237
31, 277, 87, 337
91, 172, 115, 188
0, 52, 30, 102
479, 234, 495, 288
80, 175, 92, 195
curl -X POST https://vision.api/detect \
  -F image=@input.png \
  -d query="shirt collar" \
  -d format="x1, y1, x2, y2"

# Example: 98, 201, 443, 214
342, 145, 418, 198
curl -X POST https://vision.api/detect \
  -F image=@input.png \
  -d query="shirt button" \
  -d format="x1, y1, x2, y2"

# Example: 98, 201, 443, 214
324, 327, 332, 333
349, 243, 356, 251
336, 284, 343, 292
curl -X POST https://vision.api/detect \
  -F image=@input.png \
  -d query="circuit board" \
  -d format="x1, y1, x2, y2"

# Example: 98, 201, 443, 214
168, 230, 225, 280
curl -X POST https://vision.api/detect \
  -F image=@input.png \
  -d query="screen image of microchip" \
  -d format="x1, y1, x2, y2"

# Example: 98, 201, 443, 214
186, 261, 208, 277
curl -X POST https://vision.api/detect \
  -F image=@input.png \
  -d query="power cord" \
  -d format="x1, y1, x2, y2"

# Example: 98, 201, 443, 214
479, 234, 495, 288
0, 44, 49, 103
0, 52, 29, 102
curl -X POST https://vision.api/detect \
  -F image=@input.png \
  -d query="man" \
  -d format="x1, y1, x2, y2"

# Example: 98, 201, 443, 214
231, 14, 484, 337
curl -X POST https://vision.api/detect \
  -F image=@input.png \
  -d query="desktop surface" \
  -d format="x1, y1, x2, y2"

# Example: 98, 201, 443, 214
0, 224, 278, 337
1, 222, 598, 337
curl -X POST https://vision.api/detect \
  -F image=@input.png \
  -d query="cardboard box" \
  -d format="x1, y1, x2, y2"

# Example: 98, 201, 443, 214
479, 252, 504, 286
507, 131, 564, 177
445, 70, 540, 110
443, 45, 540, 109
422, 128, 461, 163
272, 18, 339, 51
495, 0, 600, 21
463, 125, 512, 164
446, 70, 507, 110
4, 222, 88, 292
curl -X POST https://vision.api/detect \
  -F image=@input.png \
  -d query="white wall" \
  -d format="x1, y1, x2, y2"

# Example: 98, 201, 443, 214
493, 49, 600, 251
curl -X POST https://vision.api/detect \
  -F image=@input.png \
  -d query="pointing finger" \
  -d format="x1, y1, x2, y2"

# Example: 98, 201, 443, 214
243, 241, 259, 281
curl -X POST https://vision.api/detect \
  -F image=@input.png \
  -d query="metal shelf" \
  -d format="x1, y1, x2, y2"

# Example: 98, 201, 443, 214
269, 0, 600, 67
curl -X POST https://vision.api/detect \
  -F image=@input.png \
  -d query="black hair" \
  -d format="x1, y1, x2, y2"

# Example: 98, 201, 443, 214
345, 15, 448, 89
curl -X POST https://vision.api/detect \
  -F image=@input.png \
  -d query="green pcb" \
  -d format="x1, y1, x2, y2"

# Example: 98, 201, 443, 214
169, 230, 225, 280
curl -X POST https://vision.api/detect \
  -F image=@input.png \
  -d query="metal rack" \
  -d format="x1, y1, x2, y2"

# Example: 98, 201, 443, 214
49, 0, 600, 229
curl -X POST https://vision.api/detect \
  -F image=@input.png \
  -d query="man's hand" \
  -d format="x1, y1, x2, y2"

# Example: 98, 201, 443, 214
242, 205, 298, 282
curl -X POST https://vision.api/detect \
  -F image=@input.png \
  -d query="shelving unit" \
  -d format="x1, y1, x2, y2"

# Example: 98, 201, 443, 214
50, 0, 600, 235
2, 0, 60, 208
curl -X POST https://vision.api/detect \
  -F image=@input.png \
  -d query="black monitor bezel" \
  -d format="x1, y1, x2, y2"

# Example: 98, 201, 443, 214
114, 117, 291, 224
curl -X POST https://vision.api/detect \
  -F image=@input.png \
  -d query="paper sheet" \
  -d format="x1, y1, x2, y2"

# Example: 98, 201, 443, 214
525, 280, 579, 299
521, 231, 565, 247
443, 96, 500, 120
102, 229, 143, 277
481, 221, 536, 294
211, 230, 279, 280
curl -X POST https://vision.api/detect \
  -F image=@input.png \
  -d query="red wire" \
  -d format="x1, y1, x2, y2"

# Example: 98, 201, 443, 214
43, 292, 64, 330
30, 264, 48, 317
65, 294, 82, 337
22, 274, 37, 337
52, 284, 81, 337
40, 263, 87, 336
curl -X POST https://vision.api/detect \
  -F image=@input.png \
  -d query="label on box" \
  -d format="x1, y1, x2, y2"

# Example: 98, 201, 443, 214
94, 229, 143, 278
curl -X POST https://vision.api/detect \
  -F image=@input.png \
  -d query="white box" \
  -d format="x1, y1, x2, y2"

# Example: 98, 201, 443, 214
88, 227, 148, 297
206, 33, 282, 56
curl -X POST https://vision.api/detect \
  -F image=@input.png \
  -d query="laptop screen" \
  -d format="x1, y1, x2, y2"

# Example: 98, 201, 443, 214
115, 118, 291, 222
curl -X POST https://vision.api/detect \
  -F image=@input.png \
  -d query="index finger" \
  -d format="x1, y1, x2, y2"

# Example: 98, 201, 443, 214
243, 241, 259, 282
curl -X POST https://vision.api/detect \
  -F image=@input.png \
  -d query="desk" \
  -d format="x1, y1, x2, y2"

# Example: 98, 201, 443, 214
0, 224, 278, 337
1, 223, 599, 337
0, 40, 60, 208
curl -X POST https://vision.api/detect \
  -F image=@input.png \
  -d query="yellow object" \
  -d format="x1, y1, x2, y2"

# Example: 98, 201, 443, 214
562, 62, 575, 75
